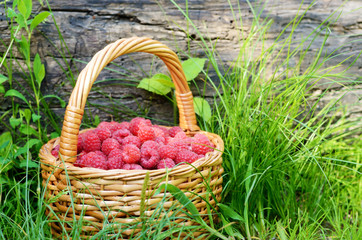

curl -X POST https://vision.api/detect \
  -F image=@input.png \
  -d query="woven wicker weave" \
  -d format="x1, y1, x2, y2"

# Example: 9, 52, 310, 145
39, 37, 224, 238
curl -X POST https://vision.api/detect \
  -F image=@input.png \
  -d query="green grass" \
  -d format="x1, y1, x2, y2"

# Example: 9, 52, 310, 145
0, 0, 361, 239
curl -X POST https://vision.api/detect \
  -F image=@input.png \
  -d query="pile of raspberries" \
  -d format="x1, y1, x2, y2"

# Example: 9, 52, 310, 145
51, 117, 215, 170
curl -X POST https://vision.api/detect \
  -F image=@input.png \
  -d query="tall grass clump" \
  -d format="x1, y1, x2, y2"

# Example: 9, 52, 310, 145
170, 0, 361, 239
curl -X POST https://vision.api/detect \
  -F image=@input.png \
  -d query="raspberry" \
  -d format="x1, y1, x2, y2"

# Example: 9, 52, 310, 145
76, 151, 87, 163
141, 140, 159, 151
96, 128, 112, 142
123, 163, 143, 170
138, 126, 155, 143
154, 126, 170, 137
155, 136, 166, 145
129, 117, 152, 135
77, 133, 87, 153
51, 145, 60, 158
102, 138, 121, 156
97, 121, 113, 130
157, 158, 176, 169
174, 131, 187, 139
152, 127, 165, 138
168, 126, 183, 137
175, 149, 200, 164
191, 133, 214, 155
140, 147, 159, 169
122, 136, 142, 149
110, 121, 126, 132
107, 149, 124, 169
113, 129, 131, 143
80, 151, 107, 169
158, 144, 178, 160
122, 144, 141, 164
83, 131, 101, 152
169, 140, 189, 152
119, 121, 130, 130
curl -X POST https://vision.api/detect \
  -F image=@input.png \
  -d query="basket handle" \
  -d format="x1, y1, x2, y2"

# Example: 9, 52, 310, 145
59, 37, 200, 162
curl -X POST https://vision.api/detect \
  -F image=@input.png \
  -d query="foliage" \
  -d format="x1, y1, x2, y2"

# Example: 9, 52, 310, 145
137, 57, 211, 122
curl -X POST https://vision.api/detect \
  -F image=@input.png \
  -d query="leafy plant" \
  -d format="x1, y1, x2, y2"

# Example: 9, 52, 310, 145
137, 57, 212, 122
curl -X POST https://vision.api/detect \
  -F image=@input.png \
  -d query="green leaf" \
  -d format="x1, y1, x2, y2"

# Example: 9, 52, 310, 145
32, 113, 41, 122
155, 183, 201, 220
18, 0, 32, 20
5, 89, 28, 104
24, 0, 32, 19
137, 74, 173, 95
182, 58, 206, 81
14, 139, 40, 158
20, 159, 39, 168
30, 11, 50, 31
19, 35, 30, 60
33, 53, 45, 85
193, 97, 211, 122
15, 13, 26, 29
0, 132, 12, 154
18, 0, 28, 19
218, 203, 244, 221
10, 117, 22, 128
41, 94, 66, 107
33, 53, 41, 75
50, 132, 59, 139
0, 86, 4, 94
19, 124, 38, 137
152, 74, 175, 88
7, 8, 18, 18
94, 115, 100, 126
23, 109, 31, 123
0, 74, 8, 84
0, 158, 13, 173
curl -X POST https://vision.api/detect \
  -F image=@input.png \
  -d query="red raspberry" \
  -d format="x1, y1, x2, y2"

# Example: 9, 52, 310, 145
129, 117, 152, 135
113, 129, 131, 143
83, 131, 101, 152
191, 133, 214, 155
97, 121, 112, 130
122, 144, 141, 164
155, 136, 166, 145
102, 138, 121, 156
141, 140, 159, 151
157, 158, 176, 169
154, 126, 170, 137
110, 121, 126, 132
140, 147, 159, 169
96, 128, 112, 142
138, 126, 155, 143
123, 163, 143, 170
75, 151, 87, 166
169, 140, 189, 152
119, 121, 130, 130
175, 149, 200, 164
107, 149, 124, 169
174, 131, 188, 139
158, 144, 178, 160
77, 132, 87, 153
51, 145, 60, 158
122, 136, 142, 149
80, 151, 107, 169
168, 126, 183, 137
152, 127, 165, 138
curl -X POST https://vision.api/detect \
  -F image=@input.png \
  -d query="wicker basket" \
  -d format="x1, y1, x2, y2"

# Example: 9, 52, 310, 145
39, 37, 224, 239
